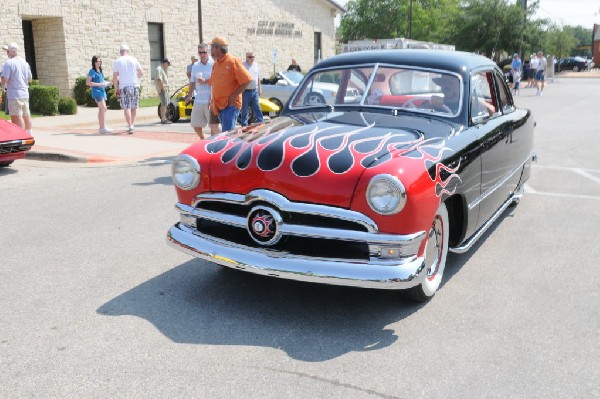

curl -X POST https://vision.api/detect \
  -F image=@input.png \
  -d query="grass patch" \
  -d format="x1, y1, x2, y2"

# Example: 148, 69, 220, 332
140, 97, 160, 107
1, 112, 44, 120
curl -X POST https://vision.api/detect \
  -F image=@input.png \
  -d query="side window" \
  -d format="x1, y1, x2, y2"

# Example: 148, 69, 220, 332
494, 73, 514, 113
470, 72, 498, 120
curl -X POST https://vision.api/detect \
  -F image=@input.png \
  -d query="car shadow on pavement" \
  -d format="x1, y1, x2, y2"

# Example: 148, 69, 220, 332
97, 258, 426, 362
0, 167, 18, 176
441, 204, 518, 289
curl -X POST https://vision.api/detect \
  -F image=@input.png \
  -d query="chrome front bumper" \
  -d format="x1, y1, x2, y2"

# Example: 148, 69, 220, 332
167, 222, 428, 290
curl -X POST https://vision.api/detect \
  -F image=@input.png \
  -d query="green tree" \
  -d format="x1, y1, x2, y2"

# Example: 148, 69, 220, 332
450, 0, 527, 58
338, 0, 460, 43
544, 24, 577, 59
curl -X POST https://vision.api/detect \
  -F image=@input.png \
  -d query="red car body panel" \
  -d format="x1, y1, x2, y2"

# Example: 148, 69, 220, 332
0, 120, 35, 165
175, 117, 458, 236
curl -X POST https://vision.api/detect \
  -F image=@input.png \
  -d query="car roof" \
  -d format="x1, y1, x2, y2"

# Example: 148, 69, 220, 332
315, 50, 498, 76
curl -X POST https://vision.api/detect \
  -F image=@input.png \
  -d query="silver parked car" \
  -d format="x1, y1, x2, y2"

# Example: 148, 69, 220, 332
261, 70, 359, 113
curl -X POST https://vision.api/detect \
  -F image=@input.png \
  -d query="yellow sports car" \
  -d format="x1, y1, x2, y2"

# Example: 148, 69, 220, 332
159, 85, 280, 123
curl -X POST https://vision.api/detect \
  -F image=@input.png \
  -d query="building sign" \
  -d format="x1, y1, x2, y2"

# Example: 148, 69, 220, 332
247, 21, 303, 38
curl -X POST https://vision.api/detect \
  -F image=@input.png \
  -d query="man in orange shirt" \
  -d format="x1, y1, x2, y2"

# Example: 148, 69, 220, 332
209, 36, 252, 132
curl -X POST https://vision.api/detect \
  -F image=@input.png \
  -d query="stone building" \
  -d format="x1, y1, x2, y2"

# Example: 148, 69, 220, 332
1, 0, 344, 97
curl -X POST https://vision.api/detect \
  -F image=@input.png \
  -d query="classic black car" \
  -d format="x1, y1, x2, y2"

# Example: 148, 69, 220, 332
167, 50, 535, 302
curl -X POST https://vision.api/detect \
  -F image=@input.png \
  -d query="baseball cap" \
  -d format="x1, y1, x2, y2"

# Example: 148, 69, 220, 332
211, 36, 228, 47
119, 43, 130, 51
4, 43, 19, 51
162, 58, 171, 65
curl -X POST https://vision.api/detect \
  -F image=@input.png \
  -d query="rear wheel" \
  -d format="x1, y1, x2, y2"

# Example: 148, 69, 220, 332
402, 202, 449, 302
167, 103, 179, 122
573, 65, 579, 72
0, 161, 14, 167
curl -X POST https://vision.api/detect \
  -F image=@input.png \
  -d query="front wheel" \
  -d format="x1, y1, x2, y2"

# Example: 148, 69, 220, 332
402, 202, 449, 302
269, 98, 284, 116
0, 161, 14, 167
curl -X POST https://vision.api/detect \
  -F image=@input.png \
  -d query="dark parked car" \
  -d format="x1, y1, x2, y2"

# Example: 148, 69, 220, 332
556, 56, 589, 72
167, 50, 535, 302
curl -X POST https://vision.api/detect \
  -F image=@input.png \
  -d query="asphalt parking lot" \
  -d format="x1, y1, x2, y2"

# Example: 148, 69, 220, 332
1, 74, 599, 398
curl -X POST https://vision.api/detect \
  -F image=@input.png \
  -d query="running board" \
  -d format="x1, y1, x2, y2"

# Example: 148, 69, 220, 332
449, 193, 518, 254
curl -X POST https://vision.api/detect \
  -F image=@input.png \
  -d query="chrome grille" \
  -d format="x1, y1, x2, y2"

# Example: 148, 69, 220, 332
0, 140, 33, 154
176, 189, 424, 262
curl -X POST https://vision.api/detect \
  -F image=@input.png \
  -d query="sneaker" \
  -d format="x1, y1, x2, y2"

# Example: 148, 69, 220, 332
536, 90, 541, 96
128, 125, 134, 134
161, 119, 173, 125
99, 127, 113, 134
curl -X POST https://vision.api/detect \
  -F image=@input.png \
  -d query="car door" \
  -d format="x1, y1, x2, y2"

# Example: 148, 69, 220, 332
469, 69, 519, 226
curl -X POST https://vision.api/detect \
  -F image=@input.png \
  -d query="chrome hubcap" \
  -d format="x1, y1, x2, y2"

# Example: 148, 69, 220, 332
425, 215, 443, 279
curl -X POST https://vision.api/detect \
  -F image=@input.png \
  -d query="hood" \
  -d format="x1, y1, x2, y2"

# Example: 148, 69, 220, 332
0, 120, 33, 142
191, 111, 457, 208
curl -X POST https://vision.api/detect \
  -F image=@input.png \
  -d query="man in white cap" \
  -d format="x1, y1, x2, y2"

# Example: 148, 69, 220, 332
112, 43, 144, 133
1, 43, 33, 133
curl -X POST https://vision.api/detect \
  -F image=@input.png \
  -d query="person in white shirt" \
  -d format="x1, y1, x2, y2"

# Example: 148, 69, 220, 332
534, 51, 547, 96
185, 43, 219, 139
1, 43, 33, 133
240, 51, 263, 126
112, 44, 143, 133
528, 54, 539, 88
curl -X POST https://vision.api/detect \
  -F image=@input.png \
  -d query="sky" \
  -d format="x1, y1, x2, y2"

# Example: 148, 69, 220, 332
334, 0, 600, 29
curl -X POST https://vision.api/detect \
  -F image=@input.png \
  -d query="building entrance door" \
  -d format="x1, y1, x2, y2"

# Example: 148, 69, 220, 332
22, 20, 38, 80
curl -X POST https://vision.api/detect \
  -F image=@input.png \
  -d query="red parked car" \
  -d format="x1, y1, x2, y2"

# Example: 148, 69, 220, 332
0, 119, 35, 167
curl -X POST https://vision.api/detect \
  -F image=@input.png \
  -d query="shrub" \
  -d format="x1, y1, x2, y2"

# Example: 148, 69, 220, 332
85, 88, 98, 107
73, 77, 88, 105
107, 86, 121, 110
58, 97, 78, 115
29, 85, 59, 116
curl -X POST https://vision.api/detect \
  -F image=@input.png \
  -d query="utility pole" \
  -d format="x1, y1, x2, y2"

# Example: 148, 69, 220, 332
408, 0, 413, 39
521, 0, 527, 61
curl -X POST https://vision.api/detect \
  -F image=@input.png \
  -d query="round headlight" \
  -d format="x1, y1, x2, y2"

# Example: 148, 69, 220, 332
172, 154, 200, 190
366, 174, 407, 215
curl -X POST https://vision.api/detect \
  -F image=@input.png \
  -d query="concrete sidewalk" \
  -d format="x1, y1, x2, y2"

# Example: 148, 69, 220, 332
26, 105, 198, 163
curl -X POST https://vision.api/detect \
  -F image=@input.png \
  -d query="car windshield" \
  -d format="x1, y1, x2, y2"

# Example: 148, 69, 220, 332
281, 71, 304, 85
288, 65, 462, 117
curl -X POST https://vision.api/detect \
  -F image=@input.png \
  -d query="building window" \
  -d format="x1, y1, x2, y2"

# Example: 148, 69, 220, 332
148, 23, 164, 80
314, 32, 322, 65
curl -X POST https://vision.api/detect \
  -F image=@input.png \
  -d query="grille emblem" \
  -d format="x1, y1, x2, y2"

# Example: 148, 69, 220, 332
247, 206, 282, 246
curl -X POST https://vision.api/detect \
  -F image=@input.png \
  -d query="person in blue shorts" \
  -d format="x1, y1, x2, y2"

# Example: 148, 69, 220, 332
86, 55, 112, 134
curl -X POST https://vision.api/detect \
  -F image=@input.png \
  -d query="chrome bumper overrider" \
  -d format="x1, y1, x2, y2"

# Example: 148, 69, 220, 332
167, 222, 428, 290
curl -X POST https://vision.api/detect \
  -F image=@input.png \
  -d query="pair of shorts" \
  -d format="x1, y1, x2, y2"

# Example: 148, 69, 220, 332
8, 98, 31, 116
119, 86, 140, 109
534, 70, 545, 81
93, 95, 107, 103
191, 103, 211, 128
158, 90, 169, 106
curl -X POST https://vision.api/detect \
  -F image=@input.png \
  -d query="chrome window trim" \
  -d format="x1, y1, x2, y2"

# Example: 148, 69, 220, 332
288, 62, 464, 117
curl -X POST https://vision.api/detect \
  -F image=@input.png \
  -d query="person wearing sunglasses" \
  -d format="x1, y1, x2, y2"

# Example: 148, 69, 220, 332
186, 43, 219, 138
240, 51, 264, 126
86, 55, 112, 134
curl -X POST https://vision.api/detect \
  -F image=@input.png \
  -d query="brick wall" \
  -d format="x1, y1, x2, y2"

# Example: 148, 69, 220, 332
1, 0, 340, 97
